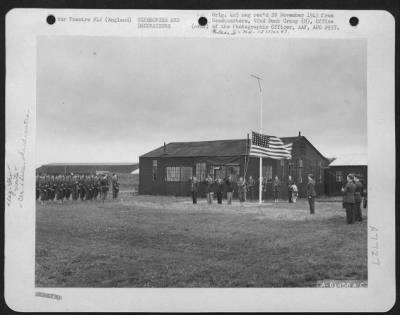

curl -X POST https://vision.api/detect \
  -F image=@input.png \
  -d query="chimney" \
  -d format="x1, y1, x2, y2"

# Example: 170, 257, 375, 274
163, 142, 166, 153
298, 131, 301, 137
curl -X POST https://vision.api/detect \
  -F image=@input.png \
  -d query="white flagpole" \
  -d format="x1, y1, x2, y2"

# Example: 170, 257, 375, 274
251, 74, 263, 205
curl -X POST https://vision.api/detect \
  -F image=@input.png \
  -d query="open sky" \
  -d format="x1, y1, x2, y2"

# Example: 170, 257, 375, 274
36, 36, 366, 166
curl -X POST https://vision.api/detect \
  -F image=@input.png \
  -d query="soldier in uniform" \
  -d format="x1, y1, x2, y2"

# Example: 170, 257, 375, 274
189, 176, 200, 204
203, 175, 214, 204
64, 173, 72, 201
215, 176, 224, 204
306, 174, 317, 214
342, 174, 356, 224
353, 175, 363, 222
85, 174, 93, 201
38, 173, 47, 203
47, 174, 55, 201
71, 173, 79, 200
272, 176, 281, 203
111, 173, 119, 200
362, 182, 367, 209
93, 174, 100, 200
247, 176, 255, 201
288, 175, 295, 203
225, 175, 234, 205
79, 174, 86, 200
55, 174, 65, 203
100, 174, 109, 202
237, 176, 246, 203
261, 177, 267, 202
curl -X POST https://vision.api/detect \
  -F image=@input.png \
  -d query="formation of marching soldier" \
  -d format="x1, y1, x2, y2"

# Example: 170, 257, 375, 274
36, 172, 120, 203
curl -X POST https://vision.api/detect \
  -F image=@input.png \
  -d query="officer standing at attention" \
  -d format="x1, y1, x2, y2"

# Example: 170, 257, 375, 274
215, 176, 224, 204
237, 176, 246, 203
247, 176, 256, 201
287, 175, 295, 203
203, 175, 214, 205
39, 173, 47, 203
79, 174, 85, 200
225, 175, 234, 205
306, 174, 317, 214
342, 174, 356, 224
64, 173, 72, 201
111, 173, 119, 200
353, 175, 363, 222
93, 174, 100, 200
47, 174, 55, 201
100, 174, 109, 202
189, 176, 200, 204
71, 173, 79, 200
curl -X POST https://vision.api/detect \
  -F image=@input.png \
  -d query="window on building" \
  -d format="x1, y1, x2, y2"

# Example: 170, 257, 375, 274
196, 162, 206, 181
166, 167, 180, 182
280, 160, 285, 180
166, 166, 193, 182
318, 161, 323, 183
335, 171, 342, 182
226, 165, 240, 182
152, 160, 157, 181
298, 159, 303, 183
180, 167, 193, 181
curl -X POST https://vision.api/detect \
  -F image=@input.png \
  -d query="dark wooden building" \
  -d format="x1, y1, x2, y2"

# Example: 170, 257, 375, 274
139, 134, 329, 199
325, 155, 368, 196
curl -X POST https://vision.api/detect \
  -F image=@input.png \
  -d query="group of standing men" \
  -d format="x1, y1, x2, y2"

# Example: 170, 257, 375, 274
189, 174, 303, 206
191, 175, 237, 205
341, 173, 367, 224
187, 173, 330, 218
36, 173, 120, 203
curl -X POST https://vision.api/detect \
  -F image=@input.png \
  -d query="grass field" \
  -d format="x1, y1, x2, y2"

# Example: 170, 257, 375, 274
36, 194, 367, 287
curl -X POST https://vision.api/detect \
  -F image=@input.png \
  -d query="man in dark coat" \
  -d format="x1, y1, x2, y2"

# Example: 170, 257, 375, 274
237, 176, 246, 203
111, 173, 119, 200
203, 175, 214, 204
247, 176, 256, 201
273, 176, 281, 203
362, 183, 367, 209
71, 173, 80, 200
215, 176, 224, 204
225, 175, 234, 205
342, 174, 356, 224
99, 174, 109, 202
353, 175, 363, 221
189, 176, 200, 204
306, 174, 317, 214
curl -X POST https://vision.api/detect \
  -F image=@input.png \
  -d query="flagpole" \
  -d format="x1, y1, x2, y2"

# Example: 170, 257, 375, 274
251, 74, 263, 205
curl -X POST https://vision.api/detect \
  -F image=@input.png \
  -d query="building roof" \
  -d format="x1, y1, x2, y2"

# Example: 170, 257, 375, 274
329, 154, 367, 167
140, 136, 304, 158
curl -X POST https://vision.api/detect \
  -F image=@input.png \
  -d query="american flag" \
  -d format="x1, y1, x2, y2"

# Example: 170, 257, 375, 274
249, 131, 292, 159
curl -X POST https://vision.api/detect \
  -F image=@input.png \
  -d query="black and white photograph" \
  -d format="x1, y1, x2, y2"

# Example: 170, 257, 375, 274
5, 9, 395, 312
35, 35, 368, 288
